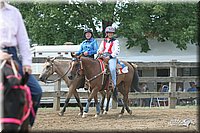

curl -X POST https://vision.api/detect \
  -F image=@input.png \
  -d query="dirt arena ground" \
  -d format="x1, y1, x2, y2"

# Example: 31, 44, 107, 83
31, 106, 199, 133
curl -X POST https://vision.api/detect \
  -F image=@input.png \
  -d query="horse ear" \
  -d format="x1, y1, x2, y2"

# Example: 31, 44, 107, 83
46, 56, 51, 62
71, 52, 76, 58
51, 57, 56, 62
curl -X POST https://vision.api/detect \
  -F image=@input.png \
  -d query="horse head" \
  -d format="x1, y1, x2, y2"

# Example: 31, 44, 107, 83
68, 53, 83, 80
1, 61, 30, 132
39, 57, 56, 82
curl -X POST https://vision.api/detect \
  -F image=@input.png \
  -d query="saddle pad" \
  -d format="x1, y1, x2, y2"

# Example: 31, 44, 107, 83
97, 58, 105, 72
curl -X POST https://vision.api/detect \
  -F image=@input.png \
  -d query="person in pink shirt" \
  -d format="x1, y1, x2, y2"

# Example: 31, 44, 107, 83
0, 0, 42, 128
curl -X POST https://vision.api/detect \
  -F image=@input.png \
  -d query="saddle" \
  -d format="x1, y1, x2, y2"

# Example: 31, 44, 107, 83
96, 57, 126, 92
98, 56, 128, 75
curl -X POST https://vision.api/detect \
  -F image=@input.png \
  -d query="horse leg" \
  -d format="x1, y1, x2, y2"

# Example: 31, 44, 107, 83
105, 90, 112, 114
119, 87, 132, 116
82, 88, 99, 118
58, 87, 74, 116
82, 98, 91, 118
99, 91, 106, 114
123, 95, 132, 115
124, 83, 133, 115
73, 89, 83, 116
119, 99, 125, 117
94, 93, 100, 118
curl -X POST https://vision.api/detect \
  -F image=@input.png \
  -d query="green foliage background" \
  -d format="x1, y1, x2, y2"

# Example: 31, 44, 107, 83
12, 1, 198, 53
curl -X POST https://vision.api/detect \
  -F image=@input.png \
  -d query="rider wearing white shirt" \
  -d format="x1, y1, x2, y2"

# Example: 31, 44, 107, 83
98, 26, 120, 101
0, 1, 42, 127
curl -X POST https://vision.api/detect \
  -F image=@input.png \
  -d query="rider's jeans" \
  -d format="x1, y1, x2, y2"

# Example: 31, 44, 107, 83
108, 57, 117, 87
3, 47, 42, 127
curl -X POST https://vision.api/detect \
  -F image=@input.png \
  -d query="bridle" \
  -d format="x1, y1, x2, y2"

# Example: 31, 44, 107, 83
0, 84, 34, 126
0, 59, 35, 127
42, 60, 72, 84
71, 57, 106, 85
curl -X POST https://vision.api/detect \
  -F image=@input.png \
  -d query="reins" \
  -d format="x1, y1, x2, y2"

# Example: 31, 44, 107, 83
79, 58, 107, 89
85, 70, 106, 83
44, 61, 72, 84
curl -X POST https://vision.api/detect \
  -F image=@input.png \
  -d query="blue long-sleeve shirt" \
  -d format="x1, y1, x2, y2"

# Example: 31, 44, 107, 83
187, 87, 197, 92
76, 38, 98, 56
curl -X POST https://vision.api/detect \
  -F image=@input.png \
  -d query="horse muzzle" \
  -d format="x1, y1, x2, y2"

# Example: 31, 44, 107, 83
39, 76, 47, 82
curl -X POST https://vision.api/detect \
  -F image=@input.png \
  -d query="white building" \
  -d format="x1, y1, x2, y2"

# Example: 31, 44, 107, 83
31, 38, 198, 62
31, 38, 198, 91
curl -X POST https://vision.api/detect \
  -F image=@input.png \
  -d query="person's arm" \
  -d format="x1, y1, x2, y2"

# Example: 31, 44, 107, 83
88, 39, 98, 55
76, 42, 84, 56
97, 40, 104, 54
0, 50, 12, 60
16, 8, 32, 74
16, 9, 32, 67
110, 40, 120, 58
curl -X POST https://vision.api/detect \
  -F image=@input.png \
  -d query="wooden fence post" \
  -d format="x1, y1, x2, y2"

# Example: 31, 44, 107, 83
169, 60, 177, 109
53, 79, 61, 111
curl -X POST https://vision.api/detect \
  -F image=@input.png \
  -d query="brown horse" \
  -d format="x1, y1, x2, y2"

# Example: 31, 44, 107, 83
1, 59, 31, 132
68, 54, 140, 117
39, 57, 111, 116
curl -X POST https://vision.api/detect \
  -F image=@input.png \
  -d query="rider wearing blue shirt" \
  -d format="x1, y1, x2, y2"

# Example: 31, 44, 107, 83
76, 28, 98, 58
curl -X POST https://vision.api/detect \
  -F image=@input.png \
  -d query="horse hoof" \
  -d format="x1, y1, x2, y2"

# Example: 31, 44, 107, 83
82, 112, 88, 118
118, 114, 123, 118
94, 114, 99, 118
103, 111, 108, 114
128, 110, 132, 115
58, 112, 64, 116
100, 110, 104, 115
78, 112, 83, 116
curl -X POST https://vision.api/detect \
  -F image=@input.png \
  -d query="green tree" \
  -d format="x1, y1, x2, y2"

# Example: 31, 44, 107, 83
118, 2, 198, 52
13, 1, 197, 53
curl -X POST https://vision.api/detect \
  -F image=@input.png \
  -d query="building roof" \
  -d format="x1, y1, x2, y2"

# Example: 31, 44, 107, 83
107, 38, 198, 62
31, 38, 198, 62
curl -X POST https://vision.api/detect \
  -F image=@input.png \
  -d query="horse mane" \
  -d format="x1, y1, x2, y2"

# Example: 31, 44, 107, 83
80, 57, 99, 65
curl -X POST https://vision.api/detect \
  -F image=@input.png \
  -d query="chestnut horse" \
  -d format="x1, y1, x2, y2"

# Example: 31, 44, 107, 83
39, 57, 112, 116
68, 54, 140, 118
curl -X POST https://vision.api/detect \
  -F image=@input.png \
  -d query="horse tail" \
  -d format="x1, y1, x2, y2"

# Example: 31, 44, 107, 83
128, 62, 141, 92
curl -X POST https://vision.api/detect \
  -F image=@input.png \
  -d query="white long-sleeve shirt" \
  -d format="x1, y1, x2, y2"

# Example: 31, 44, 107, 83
98, 38, 120, 58
0, 2, 32, 66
